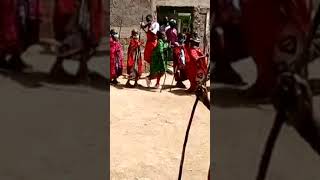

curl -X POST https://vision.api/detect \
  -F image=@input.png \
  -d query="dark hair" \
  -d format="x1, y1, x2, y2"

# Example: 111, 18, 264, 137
163, 16, 168, 24
157, 31, 165, 40
110, 29, 116, 36
178, 33, 186, 41
169, 20, 176, 28
146, 15, 153, 22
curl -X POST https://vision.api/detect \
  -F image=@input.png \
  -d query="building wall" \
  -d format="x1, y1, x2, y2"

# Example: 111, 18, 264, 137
155, 0, 209, 8
110, 0, 152, 42
110, 0, 210, 46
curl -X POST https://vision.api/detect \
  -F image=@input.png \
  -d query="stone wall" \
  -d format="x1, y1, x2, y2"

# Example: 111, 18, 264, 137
193, 7, 210, 51
110, 0, 210, 46
155, 0, 209, 8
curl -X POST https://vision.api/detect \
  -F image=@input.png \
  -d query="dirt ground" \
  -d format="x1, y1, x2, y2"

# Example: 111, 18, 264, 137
110, 74, 210, 179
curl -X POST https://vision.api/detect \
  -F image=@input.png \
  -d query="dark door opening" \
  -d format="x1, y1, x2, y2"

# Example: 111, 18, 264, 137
156, 6, 194, 33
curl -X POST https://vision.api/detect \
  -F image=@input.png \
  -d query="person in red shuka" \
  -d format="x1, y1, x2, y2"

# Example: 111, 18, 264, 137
172, 33, 188, 88
126, 29, 144, 87
140, 14, 160, 64
110, 30, 124, 85
185, 34, 209, 93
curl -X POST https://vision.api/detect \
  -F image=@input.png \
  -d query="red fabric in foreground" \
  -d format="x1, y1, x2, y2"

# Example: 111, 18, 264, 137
89, 0, 105, 46
53, 0, 77, 41
241, 0, 312, 92
0, 0, 20, 53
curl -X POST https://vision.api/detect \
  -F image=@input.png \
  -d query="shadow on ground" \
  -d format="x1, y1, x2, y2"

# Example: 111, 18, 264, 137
111, 82, 197, 96
111, 83, 164, 93
212, 85, 270, 108
0, 69, 108, 92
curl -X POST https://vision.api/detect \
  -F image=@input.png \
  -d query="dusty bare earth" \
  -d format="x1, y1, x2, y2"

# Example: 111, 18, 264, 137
213, 58, 320, 180
110, 74, 210, 179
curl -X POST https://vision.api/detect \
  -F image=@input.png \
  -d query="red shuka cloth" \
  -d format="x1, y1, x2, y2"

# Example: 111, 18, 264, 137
186, 46, 208, 87
53, 0, 77, 41
0, 0, 20, 53
127, 38, 143, 76
241, 0, 312, 92
110, 37, 124, 79
89, 0, 104, 46
0, 0, 41, 53
144, 31, 158, 64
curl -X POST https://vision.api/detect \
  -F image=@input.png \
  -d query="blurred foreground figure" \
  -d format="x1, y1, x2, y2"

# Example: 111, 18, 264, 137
0, 0, 41, 71
51, 0, 104, 80
213, 0, 312, 97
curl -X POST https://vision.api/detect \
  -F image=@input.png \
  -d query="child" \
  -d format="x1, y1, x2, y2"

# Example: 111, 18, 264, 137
172, 33, 188, 88
146, 31, 168, 89
110, 29, 124, 84
126, 29, 143, 87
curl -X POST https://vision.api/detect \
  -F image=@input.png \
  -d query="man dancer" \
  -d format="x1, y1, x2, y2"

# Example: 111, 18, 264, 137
140, 14, 160, 64
146, 31, 168, 89
172, 33, 188, 88
126, 29, 143, 87
166, 19, 178, 61
160, 16, 170, 33
186, 34, 209, 92
166, 19, 178, 45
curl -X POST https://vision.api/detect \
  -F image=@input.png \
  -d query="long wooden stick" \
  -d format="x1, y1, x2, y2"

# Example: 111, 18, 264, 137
256, 112, 286, 180
169, 66, 177, 92
160, 72, 166, 93
178, 96, 199, 180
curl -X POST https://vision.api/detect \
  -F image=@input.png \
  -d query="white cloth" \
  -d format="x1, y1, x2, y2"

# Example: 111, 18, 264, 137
180, 48, 186, 65
149, 22, 160, 34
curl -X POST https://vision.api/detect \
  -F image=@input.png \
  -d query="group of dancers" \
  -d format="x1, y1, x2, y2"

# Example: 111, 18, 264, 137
110, 14, 208, 93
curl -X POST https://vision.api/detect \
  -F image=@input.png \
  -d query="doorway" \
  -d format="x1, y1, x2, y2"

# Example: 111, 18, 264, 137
156, 6, 194, 34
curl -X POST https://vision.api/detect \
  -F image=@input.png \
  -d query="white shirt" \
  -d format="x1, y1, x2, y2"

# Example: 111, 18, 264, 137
180, 48, 186, 65
149, 22, 160, 34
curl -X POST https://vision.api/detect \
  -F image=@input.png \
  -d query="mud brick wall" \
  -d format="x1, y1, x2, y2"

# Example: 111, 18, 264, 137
155, 0, 209, 8
110, 0, 210, 38
110, 0, 153, 41
193, 7, 210, 52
